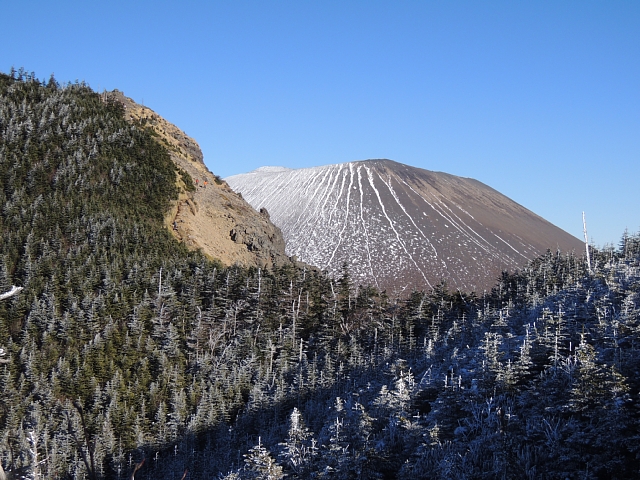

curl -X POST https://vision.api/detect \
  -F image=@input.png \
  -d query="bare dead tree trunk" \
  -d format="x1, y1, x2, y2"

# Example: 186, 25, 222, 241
0, 286, 22, 301
0, 285, 22, 300
583, 212, 592, 274
128, 458, 145, 480
66, 401, 97, 480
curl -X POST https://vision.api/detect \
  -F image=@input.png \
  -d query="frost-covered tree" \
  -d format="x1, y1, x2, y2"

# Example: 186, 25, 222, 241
244, 438, 284, 480
278, 408, 317, 474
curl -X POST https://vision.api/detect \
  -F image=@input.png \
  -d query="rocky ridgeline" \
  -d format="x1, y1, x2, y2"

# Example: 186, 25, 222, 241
105, 90, 295, 270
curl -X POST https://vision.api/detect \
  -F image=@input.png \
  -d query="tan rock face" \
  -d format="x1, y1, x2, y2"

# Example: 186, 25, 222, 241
104, 90, 293, 269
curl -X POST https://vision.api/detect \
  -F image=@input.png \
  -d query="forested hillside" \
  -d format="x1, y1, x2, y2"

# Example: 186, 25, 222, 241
1, 70, 639, 479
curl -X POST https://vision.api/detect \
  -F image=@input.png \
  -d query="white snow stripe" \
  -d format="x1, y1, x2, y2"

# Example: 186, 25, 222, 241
326, 163, 355, 269
365, 165, 431, 287
493, 233, 522, 255
379, 172, 439, 260
357, 166, 377, 287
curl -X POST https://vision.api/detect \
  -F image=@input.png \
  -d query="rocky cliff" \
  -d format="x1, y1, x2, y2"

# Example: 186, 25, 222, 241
104, 90, 293, 269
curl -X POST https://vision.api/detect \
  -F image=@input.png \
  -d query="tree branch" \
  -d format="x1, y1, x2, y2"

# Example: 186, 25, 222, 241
0, 286, 22, 301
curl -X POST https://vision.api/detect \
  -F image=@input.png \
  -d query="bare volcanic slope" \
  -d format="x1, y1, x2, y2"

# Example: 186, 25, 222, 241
226, 160, 584, 293
104, 90, 293, 269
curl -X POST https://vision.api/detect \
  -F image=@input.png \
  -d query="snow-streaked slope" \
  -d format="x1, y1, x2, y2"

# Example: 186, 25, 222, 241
226, 159, 583, 293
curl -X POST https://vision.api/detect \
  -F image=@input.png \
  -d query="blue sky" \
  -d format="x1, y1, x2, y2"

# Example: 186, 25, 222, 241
2, 1, 638, 246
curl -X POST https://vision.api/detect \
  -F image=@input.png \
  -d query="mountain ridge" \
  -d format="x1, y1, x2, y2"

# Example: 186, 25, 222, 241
104, 89, 297, 270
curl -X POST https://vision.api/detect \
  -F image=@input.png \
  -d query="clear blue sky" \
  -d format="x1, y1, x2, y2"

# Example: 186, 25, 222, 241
3, 1, 638, 246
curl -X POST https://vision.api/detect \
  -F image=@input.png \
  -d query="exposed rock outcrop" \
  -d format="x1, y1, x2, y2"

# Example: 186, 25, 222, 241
104, 90, 295, 270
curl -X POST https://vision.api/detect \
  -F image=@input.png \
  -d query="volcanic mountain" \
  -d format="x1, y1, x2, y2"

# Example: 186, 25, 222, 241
226, 160, 584, 293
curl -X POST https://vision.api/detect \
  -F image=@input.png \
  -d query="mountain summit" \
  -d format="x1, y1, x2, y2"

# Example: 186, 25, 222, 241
226, 159, 583, 292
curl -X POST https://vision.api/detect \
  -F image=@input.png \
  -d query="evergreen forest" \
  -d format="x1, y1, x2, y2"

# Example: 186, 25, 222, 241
1, 70, 640, 479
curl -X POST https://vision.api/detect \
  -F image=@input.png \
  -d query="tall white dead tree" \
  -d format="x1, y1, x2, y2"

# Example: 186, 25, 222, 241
583, 212, 593, 274
0, 286, 22, 480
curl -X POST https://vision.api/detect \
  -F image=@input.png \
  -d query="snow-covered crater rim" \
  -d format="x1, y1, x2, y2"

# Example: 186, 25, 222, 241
253, 166, 293, 173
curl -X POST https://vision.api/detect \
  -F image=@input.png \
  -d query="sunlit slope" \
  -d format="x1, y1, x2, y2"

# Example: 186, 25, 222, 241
226, 159, 583, 292
105, 90, 294, 269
